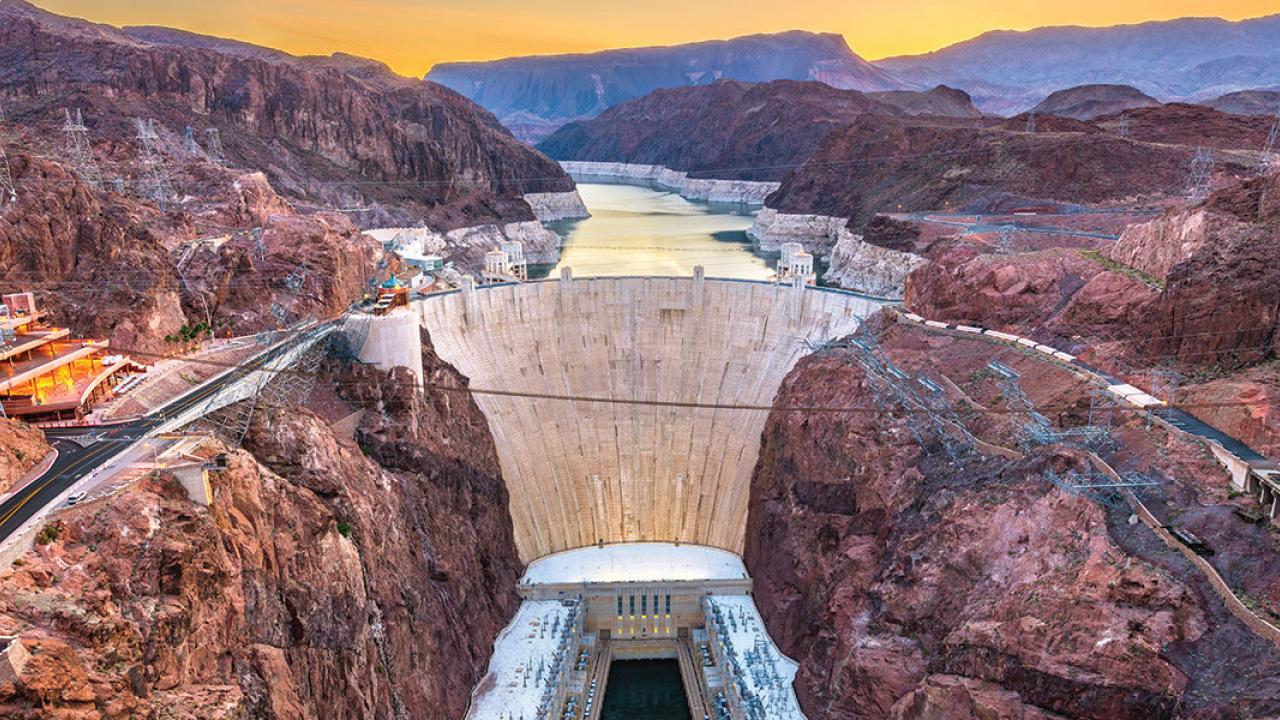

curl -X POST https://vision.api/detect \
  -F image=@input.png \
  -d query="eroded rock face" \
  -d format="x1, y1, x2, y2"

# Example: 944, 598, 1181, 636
0, 0, 573, 226
0, 154, 189, 355
905, 245, 1155, 344
539, 80, 899, 182
0, 418, 48, 495
0, 154, 385, 351
742, 339, 1269, 719
1133, 172, 1280, 370
0, 344, 522, 718
765, 115, 1252, 229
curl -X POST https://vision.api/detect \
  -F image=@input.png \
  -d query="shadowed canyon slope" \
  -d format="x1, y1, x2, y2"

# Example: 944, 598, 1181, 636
0, 0, 572, 227
0, 344, 524, 718
428, 31, 904, 143
745, 323, 1280, 719
538, 80, 901, 181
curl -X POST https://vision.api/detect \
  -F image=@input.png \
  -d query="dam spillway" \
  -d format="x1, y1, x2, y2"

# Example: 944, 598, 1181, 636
415, 274, 883, 562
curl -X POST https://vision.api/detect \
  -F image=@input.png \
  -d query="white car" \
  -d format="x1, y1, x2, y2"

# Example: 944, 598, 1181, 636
67, 491, 87, 506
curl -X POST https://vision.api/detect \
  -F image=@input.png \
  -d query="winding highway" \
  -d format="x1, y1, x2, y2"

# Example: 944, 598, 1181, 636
0, 324, 331, 543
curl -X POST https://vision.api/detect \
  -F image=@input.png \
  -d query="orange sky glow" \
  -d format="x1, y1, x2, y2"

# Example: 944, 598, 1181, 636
32, 0, 1280, 78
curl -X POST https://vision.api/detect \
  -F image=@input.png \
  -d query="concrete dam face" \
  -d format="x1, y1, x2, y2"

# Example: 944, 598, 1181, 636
417, 276, 881, 561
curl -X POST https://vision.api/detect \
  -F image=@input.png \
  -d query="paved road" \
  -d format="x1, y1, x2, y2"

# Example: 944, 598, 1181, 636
0, 326, 326, 543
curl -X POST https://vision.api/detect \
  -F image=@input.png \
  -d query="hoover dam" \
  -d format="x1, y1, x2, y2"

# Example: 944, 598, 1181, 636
416, 272, 880, 560
404, 270, 882, 718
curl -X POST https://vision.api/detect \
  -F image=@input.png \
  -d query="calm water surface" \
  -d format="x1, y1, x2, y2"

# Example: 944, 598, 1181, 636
543, 183, 775, 280
600, 660, 691, 720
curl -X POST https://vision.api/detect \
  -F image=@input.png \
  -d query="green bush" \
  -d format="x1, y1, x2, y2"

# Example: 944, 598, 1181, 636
35, 523, 61, 545
336, 521, 353, 538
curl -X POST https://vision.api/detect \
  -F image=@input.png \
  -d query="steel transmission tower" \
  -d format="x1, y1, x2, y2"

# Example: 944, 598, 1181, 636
1026, 111, 1036, 134
183, 125, 201, 156
205, 128, 224, 163
0, 101, 15, 206
133, 117, 175, 207
1186, 147, 1214, 202
1118, 116, 1130, 138
61, 108, 103, 189
1259, 105, 1280, 175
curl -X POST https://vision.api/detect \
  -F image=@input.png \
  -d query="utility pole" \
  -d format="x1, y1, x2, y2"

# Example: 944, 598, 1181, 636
61, 108, 103, 190
133, 117, 175, 208
1186, 147, 1214, 202
1259, 104, 1280, 175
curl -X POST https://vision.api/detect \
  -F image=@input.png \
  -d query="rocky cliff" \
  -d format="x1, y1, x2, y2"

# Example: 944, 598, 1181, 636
0, 153, 386, 353
429, 31, 904, 143
0, 0, 573, 227
866, 85, 985, 118
0, 418, 48, 495
744, 324, 1280, 719
0, 340, 523, 718
539, 80, 899, 182
1030, 84, 1161, 121
1133, 172, 1280, 370
765, 114, 1250, 230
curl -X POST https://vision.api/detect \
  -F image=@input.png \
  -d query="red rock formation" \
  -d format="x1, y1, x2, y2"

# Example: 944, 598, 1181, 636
0, 418, 48, 495
0, 342, 521, 718
0, 0, 572, 227
0, 153, 189, 354
538, 79, 900, 182
744, 327, 1280, 719
764, 114, 1250, 228
904, 245, 1155, 349
0, 153, 385, 352
1133, 172, 1280, 371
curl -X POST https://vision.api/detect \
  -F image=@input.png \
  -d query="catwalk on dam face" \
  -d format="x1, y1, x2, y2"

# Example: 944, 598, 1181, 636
417, 275, 881, 561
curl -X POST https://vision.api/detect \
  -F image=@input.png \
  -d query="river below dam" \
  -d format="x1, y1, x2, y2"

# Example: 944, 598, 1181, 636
542, 182, 777, 280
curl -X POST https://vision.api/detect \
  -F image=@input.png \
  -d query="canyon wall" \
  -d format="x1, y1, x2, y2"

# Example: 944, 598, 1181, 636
822, 230, 925, 299
747, 208, 849, 254
0, 344, 523, 718
416, 277, 881, 561
522, 191, 591, 222
744, 326, 1280, 719
0, 1, 574, 226
0, 154, 385, 352
0, 418, 48, 496
560, 161, 779, 205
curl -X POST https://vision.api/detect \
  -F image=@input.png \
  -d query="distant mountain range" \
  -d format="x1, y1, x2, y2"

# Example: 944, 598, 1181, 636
430, 17, 1280, 140
877, 15, 1280, 114
427, 31, 904, 143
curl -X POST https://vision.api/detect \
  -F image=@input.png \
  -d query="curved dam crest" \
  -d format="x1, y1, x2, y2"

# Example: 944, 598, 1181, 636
416, 275, 883, 561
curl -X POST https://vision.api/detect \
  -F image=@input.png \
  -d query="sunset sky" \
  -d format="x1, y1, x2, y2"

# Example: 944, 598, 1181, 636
32, 0, 1280, 77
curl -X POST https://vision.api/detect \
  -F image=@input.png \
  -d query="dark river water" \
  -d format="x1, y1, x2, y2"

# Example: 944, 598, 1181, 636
543, 182, 776, 280
601, 659, 692, 720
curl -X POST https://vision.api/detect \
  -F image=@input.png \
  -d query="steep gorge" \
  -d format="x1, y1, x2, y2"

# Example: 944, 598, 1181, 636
0, 342, 523, 719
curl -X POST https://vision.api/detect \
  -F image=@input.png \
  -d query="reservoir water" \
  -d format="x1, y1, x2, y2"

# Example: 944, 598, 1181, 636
543, 182, 776, 280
